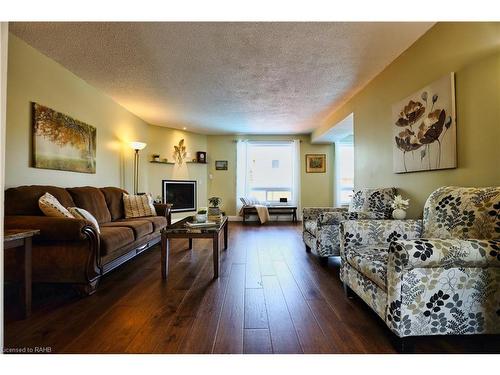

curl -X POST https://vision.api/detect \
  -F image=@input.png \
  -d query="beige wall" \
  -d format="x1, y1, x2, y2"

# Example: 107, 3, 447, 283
313, 22, 500, 218
5, 34, 150, 193
147, 125, 208, 219
207, 135, 334, 216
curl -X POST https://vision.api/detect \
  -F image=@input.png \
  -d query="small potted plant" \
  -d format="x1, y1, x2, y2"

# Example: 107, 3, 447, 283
208, 196, 222, 221
195, 208, 207, 223
391, 195, 410, 219
152, 154, 160, 162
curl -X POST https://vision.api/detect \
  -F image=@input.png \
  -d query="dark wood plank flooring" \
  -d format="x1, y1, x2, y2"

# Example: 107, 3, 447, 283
4, 223, 500, 353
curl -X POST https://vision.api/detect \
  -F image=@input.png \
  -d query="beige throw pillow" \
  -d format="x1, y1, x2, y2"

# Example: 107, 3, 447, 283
68, 207, 100, 233
123, 193, 157, 218
39, 192, 74, 218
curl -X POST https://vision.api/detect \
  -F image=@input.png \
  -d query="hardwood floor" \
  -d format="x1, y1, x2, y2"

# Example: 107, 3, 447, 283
4, 223, 500, 354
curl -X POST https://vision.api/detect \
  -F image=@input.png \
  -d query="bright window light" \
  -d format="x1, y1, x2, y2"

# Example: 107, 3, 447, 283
335, 140, 354, 205
247, 142, 294, 204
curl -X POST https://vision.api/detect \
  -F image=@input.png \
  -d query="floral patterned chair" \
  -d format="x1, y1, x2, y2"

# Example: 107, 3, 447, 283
339, 186, 500, 347
302, 188, 397, 258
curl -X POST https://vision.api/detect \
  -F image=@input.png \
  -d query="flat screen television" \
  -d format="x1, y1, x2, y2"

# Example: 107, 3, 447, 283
162, 180, 197, 212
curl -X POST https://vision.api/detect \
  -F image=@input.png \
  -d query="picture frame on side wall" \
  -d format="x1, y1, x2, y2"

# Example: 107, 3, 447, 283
215, 160, 228, 170
305, 154, 326, 173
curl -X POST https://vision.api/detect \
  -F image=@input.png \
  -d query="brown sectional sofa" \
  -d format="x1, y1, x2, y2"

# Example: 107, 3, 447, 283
4, 185, 169, 295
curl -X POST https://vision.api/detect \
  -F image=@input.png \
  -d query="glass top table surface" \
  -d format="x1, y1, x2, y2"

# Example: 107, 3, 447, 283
162, 216, 228, 234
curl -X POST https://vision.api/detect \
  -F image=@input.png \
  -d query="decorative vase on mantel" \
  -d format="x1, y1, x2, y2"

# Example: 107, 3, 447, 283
392, 208, 407, 220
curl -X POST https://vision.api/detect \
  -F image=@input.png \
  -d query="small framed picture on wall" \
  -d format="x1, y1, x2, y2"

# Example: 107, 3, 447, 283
305, 154, 326, 173
215, 160, 228, 170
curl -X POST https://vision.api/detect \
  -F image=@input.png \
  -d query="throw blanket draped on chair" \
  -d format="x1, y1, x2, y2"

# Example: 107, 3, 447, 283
239, 204, 270, 224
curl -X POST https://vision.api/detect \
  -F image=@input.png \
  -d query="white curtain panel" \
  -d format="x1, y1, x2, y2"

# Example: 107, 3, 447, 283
235, 140, 248, 212
292, 139, 301, 219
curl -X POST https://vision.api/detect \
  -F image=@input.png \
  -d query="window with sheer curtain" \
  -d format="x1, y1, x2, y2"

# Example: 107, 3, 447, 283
335, 140, 354, 205
236, 140, 300, 211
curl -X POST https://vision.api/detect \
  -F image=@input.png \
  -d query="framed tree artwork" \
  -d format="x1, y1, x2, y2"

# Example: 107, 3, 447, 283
392, 73, 456, 173
305, 154, 326, 173
32, 103, 96, 173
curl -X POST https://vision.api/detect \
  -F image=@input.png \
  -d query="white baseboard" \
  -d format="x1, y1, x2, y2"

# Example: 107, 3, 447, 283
228, 215, 302, 223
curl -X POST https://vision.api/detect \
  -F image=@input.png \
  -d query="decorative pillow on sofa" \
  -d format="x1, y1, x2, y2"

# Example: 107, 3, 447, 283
39, 192, 74, 218
348, 188, 397, 219
123, 193, 157, 218
68, 207, 100, 233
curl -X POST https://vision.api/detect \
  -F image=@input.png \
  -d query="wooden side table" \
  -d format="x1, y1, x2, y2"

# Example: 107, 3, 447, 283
4, 229, 39, 319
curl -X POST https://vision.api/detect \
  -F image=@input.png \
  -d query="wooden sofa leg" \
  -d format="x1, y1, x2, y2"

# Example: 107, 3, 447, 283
305, 244, 311, 253
318, 256, 328, 265
343, 282, 354, 299
394, 336, 415, 354
73, 278, 100, 296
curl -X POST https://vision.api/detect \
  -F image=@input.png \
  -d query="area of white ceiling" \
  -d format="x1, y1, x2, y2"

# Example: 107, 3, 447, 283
10, 22, 433, 134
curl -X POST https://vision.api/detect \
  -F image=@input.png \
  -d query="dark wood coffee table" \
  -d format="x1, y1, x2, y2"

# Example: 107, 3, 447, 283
161, 216, 228, 279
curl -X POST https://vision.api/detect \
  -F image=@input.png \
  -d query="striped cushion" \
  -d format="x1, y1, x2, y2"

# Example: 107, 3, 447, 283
39, 192, 74, 218
123, 193, 157, 218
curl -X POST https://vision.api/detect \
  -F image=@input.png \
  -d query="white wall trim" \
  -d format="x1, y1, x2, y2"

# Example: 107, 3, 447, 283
228, 214, 302, 223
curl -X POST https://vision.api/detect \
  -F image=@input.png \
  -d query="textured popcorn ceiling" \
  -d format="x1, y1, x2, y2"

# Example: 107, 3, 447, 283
10, 22, 433, 134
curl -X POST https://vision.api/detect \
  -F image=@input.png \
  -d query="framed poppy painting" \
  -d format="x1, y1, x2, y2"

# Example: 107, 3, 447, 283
392, 73, 456, 173
305, 154, 326, 173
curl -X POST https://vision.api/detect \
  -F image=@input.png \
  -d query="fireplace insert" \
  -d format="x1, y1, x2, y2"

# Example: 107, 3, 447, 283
162, 180, 197, 212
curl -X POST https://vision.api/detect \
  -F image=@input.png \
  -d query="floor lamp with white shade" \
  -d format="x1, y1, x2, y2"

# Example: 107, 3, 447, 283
130, 141, 147, 195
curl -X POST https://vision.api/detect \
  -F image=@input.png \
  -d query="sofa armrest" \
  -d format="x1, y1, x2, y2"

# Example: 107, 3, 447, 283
153, 203, 172, 226
5, 215, 98, 241
302, 207, 347, 222
389, 238, 500, 270
340, 219, 423, 249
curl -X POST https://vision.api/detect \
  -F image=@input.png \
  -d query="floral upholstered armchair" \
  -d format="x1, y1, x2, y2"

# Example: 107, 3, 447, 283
302, 188, 397, 258
339, 186, 500, 342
